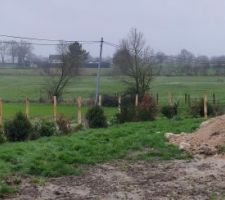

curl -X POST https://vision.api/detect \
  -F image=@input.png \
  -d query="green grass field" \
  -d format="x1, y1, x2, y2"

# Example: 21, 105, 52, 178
2, 103, 117, 120
0, 68, 224, 119
0, 68, 225, 103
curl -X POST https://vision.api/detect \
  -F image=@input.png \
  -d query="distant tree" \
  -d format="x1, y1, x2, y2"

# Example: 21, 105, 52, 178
0, 41, 9, 64
211, 56, 225, 75
17, 41, 33, 67
194, 55, 210, 75
66, 42, 89, 75
8, 41, 18, 64
45, 41, 89, 101
113, 28, 156, 99
177, 49, 195, 75
154, 52, 167, 75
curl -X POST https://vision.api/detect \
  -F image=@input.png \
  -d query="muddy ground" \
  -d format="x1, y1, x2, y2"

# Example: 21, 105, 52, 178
4, 157, 225, 200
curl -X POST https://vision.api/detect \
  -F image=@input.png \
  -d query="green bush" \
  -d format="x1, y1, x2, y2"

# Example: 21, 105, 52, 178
161, 103, 179, 119
138, 94, 158, 121
116, 106, 136, 123
116, 94, 158, 123
56, 116, 72, 135
102, 95, 118, 107
35, 120, 57, 137
4, 112, 32, 141
86, 106, 107, 128
190, 99, 213, 117
211, 104, 225, 116
0, 126, 6, 144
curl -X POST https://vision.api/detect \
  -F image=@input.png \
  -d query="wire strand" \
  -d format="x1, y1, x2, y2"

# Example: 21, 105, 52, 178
0, 34, 100, 43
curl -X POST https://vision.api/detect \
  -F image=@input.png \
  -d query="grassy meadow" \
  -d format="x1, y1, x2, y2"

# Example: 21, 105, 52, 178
0, 68, 225, 101
0, 67, 224, 119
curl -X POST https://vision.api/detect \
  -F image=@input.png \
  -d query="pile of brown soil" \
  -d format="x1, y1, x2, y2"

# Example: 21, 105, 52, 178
169, 115, 225, 156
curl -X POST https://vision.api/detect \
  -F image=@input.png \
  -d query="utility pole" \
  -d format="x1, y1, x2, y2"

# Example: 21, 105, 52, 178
95, 37, 104, 105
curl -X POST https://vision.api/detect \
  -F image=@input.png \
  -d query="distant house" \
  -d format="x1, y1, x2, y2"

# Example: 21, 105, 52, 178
49, 55, 62, 64
48, 55, 111, 68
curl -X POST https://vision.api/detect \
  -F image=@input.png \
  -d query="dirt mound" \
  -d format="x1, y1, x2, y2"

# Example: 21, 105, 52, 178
169, 115, 225, 156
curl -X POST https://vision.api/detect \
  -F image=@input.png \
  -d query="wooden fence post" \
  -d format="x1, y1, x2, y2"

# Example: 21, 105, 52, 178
135, 94, 139, 107
53, 96, 57, 121
213, 93, 216, 105
25, 97, 30, 118
204, 93, 208, 119
77, 96, 82, 125
0, 99, 3, 126
168, 92, 173, 106
185, 93, 187, 105
156, 93, 159, 105
188, 94, 191, 107
118, 96, 121, 113
98, 95, 102, 107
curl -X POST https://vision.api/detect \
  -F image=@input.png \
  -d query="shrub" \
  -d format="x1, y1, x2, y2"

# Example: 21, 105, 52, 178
116, 106, 136, 123
35, 120, 57, 137
161, 103, 179, 119
138, 94, 158, 121
4, 112, 32, 141
121, 95, 135, 107
190, 99, 213, 117
56, 116, 72, 134
116, 94, 158, 123
212, 104, 225, 116
86, 106, 107, 128
0, 126, 6, 144
102, 95, 118, 107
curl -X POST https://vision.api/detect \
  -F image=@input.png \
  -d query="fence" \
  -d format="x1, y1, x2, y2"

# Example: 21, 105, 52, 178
0, 92, 222, 125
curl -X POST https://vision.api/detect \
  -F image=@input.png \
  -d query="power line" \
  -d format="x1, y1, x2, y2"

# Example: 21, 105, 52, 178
0, 34, 100, 43
0, 40, 100, 46
104, 41, 120, 48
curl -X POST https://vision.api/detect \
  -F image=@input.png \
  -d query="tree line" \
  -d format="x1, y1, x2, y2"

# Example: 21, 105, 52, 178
152, 50, 225, 76
0, 41, 33, 66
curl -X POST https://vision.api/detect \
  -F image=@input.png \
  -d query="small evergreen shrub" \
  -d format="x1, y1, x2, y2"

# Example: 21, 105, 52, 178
4, 112, 32, 141
116, 106, 136, 123
56, 116, 72, 134
102, 95, 118, 107
161, 103, 179, 119
115, 94, 136, 123
35, 120, 57, 137
86, 106, 107, 128
0, 126, 6, 144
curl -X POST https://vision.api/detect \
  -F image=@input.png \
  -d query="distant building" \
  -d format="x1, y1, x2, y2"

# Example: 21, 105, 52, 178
48, 55, 111, 68
49, 55, 62, 64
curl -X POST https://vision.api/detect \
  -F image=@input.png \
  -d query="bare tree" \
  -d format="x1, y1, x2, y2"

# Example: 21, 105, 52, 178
45, 41, 88, 101
8, 41, 18, 64
113, 28, 156, 98
17, 41, 33, 66
0, 41, 9, 64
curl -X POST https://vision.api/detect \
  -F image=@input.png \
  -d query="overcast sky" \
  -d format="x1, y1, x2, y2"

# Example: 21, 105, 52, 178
1, 0, 225, 57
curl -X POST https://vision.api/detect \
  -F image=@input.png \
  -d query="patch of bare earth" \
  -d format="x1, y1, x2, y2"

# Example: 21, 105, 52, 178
4, 158, 225, 200
169, 115, 225, 156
